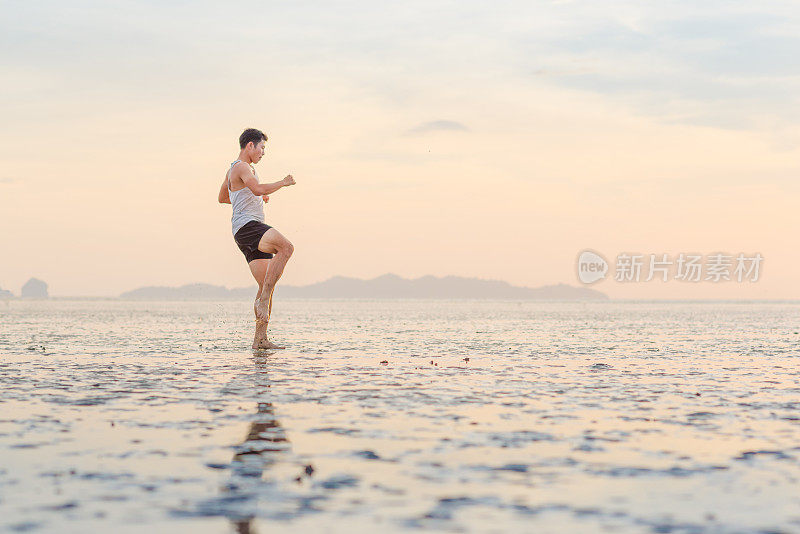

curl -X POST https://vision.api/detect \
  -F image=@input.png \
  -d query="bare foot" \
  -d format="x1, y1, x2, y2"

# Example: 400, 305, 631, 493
252, 320, 285, 350
252, 339, 286, 350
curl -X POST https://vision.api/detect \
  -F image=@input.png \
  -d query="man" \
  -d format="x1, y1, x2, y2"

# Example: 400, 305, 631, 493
218, 128, 296, 349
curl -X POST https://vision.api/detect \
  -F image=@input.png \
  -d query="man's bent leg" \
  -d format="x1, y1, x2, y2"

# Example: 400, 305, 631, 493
254, 229, 294, 324
248, 258, 269, 316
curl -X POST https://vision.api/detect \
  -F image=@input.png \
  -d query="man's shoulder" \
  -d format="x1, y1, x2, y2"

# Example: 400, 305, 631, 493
229, 160, 253, 179
233, 160, 255, 171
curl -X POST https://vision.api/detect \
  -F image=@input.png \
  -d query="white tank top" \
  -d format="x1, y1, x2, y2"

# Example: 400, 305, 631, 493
227, 160, 265, 235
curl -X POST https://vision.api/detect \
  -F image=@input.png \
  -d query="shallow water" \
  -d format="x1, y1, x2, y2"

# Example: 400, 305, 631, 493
0, 299, 798, 533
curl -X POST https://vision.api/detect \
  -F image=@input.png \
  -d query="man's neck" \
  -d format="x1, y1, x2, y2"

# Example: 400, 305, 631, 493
238, 151, 255, 165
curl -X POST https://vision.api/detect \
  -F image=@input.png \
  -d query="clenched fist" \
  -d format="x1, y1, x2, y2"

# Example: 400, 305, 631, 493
282, 175, 296, 186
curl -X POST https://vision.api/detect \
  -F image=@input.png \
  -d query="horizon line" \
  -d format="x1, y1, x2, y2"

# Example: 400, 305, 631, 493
5, 296, 800, 304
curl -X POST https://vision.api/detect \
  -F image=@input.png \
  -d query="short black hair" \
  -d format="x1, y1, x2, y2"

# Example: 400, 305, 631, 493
239, 128, 268, 149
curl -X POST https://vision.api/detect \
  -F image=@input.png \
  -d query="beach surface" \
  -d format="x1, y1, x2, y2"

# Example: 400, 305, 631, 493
1, 299, 798, 533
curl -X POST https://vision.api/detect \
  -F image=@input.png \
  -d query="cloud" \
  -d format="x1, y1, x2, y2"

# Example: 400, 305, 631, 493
518, 6, 800, 130
406, 120, 469, 135
3, 1, 799, 134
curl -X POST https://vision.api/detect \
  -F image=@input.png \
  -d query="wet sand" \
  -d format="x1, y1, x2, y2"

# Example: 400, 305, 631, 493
1, 299, 799, 533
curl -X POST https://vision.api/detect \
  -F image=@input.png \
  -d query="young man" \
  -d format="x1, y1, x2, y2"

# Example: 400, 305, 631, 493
218, 128, 296, 349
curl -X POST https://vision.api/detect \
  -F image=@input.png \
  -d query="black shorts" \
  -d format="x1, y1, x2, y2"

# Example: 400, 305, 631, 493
234, 220, 274, 263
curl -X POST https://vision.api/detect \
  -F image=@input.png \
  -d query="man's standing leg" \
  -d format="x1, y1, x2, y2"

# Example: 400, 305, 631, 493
247, 259, 278, 349
254, 228, 294, 332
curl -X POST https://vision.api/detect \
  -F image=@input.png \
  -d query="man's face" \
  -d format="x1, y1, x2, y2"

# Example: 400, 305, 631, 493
250, 140, 266, 162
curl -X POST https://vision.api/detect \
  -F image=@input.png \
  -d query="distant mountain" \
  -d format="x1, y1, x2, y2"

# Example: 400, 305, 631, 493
21, 278, 48, 298
120, 274, 608, 300
277, 274, 606, 299
120, 283, 252, 300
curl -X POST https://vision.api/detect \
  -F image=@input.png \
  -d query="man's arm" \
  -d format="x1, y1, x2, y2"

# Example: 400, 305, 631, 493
240, 164, 296, 196
218, 176, 230, 204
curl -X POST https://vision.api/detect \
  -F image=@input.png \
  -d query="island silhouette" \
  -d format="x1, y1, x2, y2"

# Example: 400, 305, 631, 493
0, 278, 50, 299
21, 278, 49, 298
120, 273, 607, 300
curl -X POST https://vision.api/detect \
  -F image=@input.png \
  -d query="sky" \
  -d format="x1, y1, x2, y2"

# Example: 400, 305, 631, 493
1, 0, 799, 299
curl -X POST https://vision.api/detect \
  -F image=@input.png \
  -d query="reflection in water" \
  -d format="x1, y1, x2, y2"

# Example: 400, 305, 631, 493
228, 401, 288, 533
224, 352, 290, 534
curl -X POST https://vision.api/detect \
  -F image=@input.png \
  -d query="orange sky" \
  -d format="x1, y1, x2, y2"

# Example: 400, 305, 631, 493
1, 2, 798, 298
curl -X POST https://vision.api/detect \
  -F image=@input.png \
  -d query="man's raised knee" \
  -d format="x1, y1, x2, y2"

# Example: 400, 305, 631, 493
274, 239, 294, 257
